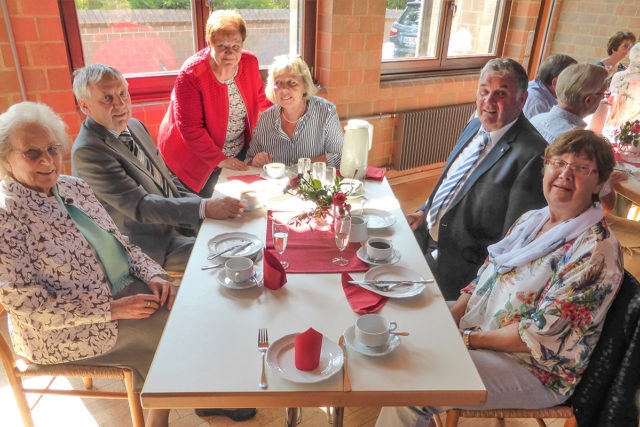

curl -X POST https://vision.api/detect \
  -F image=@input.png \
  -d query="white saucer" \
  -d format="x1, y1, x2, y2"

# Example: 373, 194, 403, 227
266, 333, 343, 383
343, 325, 400, 357
216, 269, 263, 289
260, 170, 288, 180
356, 246, 401, 265
339, 178, 364, 196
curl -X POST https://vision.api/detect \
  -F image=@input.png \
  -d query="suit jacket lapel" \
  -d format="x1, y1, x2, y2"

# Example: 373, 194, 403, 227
447, 115, 523, 210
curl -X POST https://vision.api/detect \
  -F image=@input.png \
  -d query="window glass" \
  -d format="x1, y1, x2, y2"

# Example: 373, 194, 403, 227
447, 0, 501, 57
74, 0, 296, 76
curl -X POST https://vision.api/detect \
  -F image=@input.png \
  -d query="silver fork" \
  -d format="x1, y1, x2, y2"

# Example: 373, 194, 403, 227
258, 328, 269, 389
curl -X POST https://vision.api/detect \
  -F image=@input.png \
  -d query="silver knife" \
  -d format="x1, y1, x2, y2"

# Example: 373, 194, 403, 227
348, 279, 434, 286
207, 242, 252, 260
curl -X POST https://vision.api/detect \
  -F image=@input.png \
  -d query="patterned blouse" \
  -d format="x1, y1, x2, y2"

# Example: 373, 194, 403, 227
0, 176, 167, 364
220, 69, 247, 158
460, 211, 623, 396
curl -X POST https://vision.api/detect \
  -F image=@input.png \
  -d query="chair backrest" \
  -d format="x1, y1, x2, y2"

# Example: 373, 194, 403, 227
571, 270, 640, 427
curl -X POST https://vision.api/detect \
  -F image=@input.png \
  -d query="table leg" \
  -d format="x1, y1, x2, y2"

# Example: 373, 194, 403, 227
285, 407, 302, 426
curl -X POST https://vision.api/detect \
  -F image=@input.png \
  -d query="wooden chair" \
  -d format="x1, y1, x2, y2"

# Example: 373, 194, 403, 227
441, 270, 640, 427
0, 305, 144, 427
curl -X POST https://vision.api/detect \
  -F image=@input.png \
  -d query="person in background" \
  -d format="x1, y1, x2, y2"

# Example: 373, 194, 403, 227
530, 63, 609, 144
523, 54, 577, 119
72, 64, 245, 273
407, 58, 547, 300
379, 130, 623, 426
607, 42, 640, 128
0, 102, 175, 427
596, 31, 636, 78
158, 9, 271, 197
246, 55, 344, 168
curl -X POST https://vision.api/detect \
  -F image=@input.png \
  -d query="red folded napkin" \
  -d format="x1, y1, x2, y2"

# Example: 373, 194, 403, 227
263, 250, 287, 290
341, 272, 388, 314
226, 174, 265, 184
295, 328, 323, 371
365, 166, 385, 181
266, 211, 369, 274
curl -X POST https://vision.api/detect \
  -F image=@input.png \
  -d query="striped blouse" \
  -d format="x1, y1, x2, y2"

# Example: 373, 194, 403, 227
246, 96, 344, 168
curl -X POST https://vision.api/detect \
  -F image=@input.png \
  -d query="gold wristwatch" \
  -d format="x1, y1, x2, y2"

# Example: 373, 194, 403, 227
462, 329, 473, 349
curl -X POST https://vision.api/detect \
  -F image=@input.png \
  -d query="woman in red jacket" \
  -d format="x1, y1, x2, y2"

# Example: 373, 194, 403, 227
158, 10, 271, 197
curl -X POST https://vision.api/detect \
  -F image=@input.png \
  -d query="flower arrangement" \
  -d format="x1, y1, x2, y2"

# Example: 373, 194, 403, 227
614, 119, 640, 148
284, 173, 352, 227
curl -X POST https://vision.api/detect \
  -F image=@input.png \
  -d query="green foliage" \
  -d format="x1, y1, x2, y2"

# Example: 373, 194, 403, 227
75, 0, 129, 9
387, 0, 409, 10
210, 0, 288, 9
129, 0, 190, 8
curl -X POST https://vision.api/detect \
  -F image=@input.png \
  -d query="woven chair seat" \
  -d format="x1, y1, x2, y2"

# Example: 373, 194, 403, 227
457, 406, 574, 418
19, 362, 128, 379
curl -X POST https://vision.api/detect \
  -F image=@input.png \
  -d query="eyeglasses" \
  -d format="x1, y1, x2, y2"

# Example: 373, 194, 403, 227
14, 144, 63, 162
545, 158, 597, 177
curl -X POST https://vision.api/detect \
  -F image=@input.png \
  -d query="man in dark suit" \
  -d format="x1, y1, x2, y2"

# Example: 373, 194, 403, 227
408, 58, 547, 300
71, 64, 245, 273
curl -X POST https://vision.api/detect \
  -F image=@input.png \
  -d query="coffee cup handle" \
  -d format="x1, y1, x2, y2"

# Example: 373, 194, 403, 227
232, 271, 240, 282
263, 165, 268, 172
389, 322, 397, 332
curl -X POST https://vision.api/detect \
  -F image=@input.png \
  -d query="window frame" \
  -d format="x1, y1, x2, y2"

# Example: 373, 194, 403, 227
58, 0, 316, 103
381, 0, 512, 77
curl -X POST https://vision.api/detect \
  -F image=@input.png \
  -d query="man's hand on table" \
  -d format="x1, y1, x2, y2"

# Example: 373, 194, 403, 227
406, 210, 425, 231
219, 158, 249, 170
205, 197, 246, 219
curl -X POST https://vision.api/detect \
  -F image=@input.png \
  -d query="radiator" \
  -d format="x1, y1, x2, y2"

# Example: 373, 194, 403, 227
394, 102, 476, 170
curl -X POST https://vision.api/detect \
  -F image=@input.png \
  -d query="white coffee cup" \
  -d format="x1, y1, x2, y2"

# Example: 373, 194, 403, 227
225, 257, 253, 283
365, 237, 393, 261
240, 190, 259, 209
263, 162, 286, 179
349, 215, 368, 243
355, 314, 397, 347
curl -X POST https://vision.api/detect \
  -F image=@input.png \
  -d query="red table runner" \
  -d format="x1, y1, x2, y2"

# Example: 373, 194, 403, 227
266, 211, 369, 273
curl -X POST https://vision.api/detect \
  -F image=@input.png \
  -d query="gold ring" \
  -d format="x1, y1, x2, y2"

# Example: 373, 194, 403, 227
145, 301, 150, 308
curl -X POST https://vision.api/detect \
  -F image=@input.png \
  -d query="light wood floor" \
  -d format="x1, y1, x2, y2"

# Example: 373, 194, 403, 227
0, 177, 568, 426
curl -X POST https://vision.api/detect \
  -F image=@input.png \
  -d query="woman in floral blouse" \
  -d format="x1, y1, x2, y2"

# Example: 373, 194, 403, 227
0, 102, 174, 426
378, 129, 623, 426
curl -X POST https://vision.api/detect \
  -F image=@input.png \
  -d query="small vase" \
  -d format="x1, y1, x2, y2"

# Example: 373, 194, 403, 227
311, 208, 333, 231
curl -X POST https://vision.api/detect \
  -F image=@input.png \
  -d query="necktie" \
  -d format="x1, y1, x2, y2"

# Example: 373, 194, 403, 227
426, 131, 490, 231
118, 131, 171, 197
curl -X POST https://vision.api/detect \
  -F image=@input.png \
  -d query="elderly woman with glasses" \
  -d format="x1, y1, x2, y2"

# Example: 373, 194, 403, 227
245, 55, 344, 168
158, 9, 271, 198
0, 102, 175, 426
377, 129, 623, 426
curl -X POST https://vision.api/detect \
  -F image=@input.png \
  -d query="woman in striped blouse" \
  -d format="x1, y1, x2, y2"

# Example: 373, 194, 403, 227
246, 55, 344, 168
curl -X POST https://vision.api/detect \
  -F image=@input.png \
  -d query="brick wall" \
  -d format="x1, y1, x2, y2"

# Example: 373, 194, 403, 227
547, 0, 640, 64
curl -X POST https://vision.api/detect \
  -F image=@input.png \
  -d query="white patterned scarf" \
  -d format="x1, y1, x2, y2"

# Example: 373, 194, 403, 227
487, 204, 604, 273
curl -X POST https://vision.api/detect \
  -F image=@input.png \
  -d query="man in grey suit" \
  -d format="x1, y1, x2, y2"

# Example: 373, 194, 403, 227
71, 64, 245, 273
407, 58, 547, 300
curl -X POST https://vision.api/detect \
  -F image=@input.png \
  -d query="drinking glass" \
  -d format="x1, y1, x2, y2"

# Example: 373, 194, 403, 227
332, 215, 352, 266
325, 166, 337, 186
312, 161, 326, 182
272, 222, 289, 269
297, 157, 311, 176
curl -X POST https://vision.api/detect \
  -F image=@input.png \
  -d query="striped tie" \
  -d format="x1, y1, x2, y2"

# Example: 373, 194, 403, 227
426, 131, 490, 231
118, 131, 171, 197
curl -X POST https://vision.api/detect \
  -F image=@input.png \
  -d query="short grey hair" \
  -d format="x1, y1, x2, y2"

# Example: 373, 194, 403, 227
265, 55, 317, 103
0, 102, 69, 179
72, 63, 127, 101
480, 58, 528, 93
556, 63, 608, 108
535, 54, 577, 85
629, 42, 640, 67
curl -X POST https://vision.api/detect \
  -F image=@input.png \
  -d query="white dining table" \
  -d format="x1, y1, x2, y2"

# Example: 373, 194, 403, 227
141, 167, 486, 425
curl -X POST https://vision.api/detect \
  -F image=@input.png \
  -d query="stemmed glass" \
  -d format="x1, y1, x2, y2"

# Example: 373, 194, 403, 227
332, 215, 352, 266
272, 222, 289, 269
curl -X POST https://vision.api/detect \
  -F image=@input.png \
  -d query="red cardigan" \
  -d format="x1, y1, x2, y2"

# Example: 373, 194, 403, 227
158, 48, 271, 192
